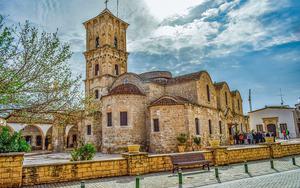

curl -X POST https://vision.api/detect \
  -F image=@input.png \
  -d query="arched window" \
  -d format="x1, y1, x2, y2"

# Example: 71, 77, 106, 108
95, 37, 100, 48
95, 89, 99, 99
208, 119, 212, 135
114, 64, 119, 75
206, 85, 210, 102
219, 121, 222, 134
225, 92, 228, 106
95, 64, 99, 76
238, 99, 240, 111
195, 118, 200, 135
114, 36, 118, 48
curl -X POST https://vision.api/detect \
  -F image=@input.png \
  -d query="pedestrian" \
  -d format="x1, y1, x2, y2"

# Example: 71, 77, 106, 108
283, 129, 287, 140
239, 133, 244, 144
286, 129, 290, 140
247, 132, 252, 144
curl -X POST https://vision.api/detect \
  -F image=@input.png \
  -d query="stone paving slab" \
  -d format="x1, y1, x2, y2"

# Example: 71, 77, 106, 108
23, 156, 300, 188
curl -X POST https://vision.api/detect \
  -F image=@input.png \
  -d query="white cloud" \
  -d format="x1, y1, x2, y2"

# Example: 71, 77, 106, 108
130, 0, 300, 59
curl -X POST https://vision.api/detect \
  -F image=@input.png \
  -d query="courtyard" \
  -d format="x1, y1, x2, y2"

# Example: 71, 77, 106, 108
23, 138, 300, 166
23, 156, 300, 188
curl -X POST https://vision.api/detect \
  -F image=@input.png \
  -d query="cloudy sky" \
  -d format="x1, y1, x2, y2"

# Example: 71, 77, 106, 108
0, 0, 299, 113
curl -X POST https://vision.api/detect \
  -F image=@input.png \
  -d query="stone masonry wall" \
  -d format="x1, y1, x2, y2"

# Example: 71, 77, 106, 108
22, 158, 128, 186
2, 143, 300, 186
101, 94, 147, 153
149, 105, 188, 153
0, 153, 24, 188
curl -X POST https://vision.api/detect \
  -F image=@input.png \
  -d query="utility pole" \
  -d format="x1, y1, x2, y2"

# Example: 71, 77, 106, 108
279, 88, 284, 106
117, 0, 119, 17
248, 89, 252, 112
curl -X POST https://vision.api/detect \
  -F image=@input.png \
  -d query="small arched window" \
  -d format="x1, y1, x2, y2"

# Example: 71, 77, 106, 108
95, 64, 99, 76
114, 36, 118, 48
206, 85, 210, 102
114, 64, 119, 75
95, 89, 99, 99
95, 37, 100, 48
208, 119, 212, 135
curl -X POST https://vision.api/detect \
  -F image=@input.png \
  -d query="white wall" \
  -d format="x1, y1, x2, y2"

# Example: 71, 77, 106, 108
249, 108, 297, 138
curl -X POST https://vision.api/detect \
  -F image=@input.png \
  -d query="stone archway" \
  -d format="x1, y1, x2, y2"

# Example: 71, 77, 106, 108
21, 125, 44, 151
66, 125, 78, 148
45, 127, 53, 151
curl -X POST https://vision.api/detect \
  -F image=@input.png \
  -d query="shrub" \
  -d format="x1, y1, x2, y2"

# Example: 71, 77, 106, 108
176, 133, 188, 145
0, 126, 31, 153
193, 136, 201, 146
71, 143, 96, 161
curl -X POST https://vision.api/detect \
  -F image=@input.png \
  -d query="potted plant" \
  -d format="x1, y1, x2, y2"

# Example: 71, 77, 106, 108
209, 134, 221, 148
127, 144, 140, 153
193, 136, 201, 151
176, 133, 188, 152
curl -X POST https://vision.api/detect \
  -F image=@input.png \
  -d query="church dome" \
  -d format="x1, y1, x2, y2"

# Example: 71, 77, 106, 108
109, 84, 145, 96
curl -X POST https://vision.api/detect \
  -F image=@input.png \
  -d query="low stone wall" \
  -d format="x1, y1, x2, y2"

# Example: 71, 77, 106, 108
272, 143, 300, 158
22, 158, 128, 186
1, 143, 300, 186
0, 152, 24, 188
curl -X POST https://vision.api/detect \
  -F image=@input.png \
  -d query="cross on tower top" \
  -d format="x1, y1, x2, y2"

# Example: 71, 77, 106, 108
104, 0, 109, 9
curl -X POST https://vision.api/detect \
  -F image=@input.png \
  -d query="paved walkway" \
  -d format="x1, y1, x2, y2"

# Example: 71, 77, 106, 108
200, 168, 300, 188
24, 153, 122, 165
23, 156, 300, 188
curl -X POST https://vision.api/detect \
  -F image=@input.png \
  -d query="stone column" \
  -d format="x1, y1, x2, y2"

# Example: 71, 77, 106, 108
122, 152, 150, 176
51, 123, 65, 152
42, 136, 46, 151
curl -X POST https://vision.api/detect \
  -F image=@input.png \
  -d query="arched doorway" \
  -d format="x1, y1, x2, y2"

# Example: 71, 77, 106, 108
267, 124, 276, 137
45, 127, 53, 151
66, 125, 78, 148
21, 125, 44, 150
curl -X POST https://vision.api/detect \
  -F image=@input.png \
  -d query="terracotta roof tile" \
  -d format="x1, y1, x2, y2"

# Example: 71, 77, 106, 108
109, 84, 145, 96
150, 95, 191, 106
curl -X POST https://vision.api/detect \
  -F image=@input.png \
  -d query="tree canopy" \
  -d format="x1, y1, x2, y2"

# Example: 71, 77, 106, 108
0, 15, 82, 119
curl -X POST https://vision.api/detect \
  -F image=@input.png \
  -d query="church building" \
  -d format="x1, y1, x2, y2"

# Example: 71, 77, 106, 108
79, 8, 247, 153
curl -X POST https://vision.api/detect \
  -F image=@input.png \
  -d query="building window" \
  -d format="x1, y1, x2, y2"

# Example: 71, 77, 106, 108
237, 99, 240, 111
25, 136, 32, 144
36, 135, 42, 146
120, 112, 128, 126
240, 123, 243, 132
95, 89, 99, 99
87, 125, 92, 135
256, 124, 263, 132
208, 119, 212, 135
206, 85, 210, 102
114, 36, 118, 48
107, 112, 112, 127
115, 64, 119, 75
279, 123, 287, 132
153, 119, 160, 132
219, 121, 222, 134
95, 64, 99, 76
95, 37, 100, 48
195, 118, 200, 135
225, 92, 228, 106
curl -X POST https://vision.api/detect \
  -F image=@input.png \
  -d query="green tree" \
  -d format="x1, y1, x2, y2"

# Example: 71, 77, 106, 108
0, 15, 82, 118
0, 126, 31, 153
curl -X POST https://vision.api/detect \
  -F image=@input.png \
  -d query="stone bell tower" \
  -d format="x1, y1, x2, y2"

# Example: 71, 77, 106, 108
83, 8, 129, 100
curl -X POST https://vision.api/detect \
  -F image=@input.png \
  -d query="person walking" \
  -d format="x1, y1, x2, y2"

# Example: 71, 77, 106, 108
286, 129, 290, 140
283, 129, 287, 140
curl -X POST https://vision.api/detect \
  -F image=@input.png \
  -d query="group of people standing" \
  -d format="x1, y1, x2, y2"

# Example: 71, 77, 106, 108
231, 129, 289, 145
